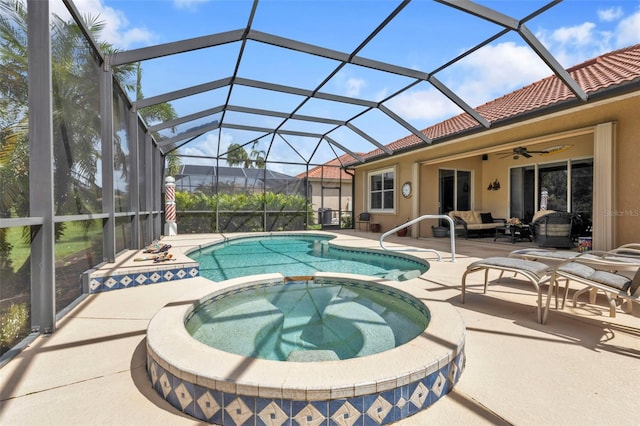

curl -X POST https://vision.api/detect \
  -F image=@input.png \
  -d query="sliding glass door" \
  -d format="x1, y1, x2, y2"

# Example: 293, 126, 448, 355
509, 159, 593, 223
439, 169, 471, 215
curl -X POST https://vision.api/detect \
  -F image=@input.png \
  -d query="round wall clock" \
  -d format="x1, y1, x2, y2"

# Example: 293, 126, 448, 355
401, 182, 412, 198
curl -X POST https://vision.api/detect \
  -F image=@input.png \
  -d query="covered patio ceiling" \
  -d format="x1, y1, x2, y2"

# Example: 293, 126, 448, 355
77, 0, 587, 168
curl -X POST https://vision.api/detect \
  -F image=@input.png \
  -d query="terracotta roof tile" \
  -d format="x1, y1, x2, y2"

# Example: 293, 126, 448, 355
297, 153, 360, 179
357, 44, 640, 162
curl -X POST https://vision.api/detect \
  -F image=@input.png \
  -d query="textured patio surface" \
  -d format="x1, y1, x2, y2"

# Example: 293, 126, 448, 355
1, 231, 638, 425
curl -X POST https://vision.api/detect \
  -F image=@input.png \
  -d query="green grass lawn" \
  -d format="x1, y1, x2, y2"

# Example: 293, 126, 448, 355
6, 220, 103, 273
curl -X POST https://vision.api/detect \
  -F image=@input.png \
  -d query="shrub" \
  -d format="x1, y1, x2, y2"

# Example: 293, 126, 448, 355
0, 302, 29, 355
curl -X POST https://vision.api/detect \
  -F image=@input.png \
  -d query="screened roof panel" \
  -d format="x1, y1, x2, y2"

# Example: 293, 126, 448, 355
82, 0, 607, 167
126, 43, 243, 99
248, 0, 401, 51
235, 41, 342, 88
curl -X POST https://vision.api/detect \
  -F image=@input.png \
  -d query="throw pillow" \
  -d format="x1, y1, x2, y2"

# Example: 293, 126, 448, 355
480, 213, 494, 223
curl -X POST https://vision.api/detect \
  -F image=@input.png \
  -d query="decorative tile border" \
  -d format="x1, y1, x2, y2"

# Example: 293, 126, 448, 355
84, 264, 200, 294
147, 348, 465, 425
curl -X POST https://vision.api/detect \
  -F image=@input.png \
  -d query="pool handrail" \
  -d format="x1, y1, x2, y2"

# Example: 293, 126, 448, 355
379, 214, 456, 262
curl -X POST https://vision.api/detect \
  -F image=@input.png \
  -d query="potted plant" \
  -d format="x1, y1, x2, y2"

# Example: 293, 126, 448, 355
396, 219, 410, 237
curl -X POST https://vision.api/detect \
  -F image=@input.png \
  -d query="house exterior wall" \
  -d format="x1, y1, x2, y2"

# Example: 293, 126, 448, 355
354, 91, 640, 248
308, 179, 353, 225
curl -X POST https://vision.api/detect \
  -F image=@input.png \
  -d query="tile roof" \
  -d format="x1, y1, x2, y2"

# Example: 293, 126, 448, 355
359, 44, 640, 162
298, 153, 360, 180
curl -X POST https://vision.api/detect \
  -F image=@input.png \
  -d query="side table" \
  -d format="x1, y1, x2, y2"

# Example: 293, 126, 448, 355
494, 225, 532, 243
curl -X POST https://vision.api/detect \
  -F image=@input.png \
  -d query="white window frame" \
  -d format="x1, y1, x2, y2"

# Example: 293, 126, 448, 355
367, 167, 396, 213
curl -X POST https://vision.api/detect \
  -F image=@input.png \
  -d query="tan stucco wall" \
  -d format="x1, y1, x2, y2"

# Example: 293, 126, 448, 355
354, 91, 640, 247
308, 180, 353, 225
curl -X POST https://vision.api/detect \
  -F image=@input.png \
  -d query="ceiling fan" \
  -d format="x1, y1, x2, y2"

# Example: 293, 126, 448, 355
498, 144, 572, 159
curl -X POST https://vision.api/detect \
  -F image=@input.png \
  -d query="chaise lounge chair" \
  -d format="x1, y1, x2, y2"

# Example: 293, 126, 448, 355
543, 251, 640, 322
461, 256, 553, 323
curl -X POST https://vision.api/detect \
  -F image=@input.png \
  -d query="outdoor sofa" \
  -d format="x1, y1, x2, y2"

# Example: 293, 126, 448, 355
448, 210, 505, 239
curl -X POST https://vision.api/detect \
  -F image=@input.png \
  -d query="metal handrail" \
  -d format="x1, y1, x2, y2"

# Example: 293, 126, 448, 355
379, 214, 456, 262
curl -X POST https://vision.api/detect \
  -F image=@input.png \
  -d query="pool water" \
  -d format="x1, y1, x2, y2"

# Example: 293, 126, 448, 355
185, 278, 430, 361
191, 235, 429, 281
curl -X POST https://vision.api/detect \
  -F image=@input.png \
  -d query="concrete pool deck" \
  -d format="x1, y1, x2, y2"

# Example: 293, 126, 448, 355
1, 231, 638, 425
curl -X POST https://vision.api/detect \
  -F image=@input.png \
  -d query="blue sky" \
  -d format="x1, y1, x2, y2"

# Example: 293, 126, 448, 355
62, 0, 640, 169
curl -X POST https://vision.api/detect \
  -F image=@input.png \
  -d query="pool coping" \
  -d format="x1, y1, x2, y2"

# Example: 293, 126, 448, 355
146, 271, 465, 424
81, 231, 431, 295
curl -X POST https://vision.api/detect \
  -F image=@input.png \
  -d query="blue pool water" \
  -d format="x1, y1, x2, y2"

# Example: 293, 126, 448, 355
191, 235, 429, 281
185, 278, 430, 361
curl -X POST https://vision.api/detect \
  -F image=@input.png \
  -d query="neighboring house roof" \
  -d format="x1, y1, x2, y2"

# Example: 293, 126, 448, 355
175, 164, 297, 180
354, 44, 640, 164
297, 153, 361, 180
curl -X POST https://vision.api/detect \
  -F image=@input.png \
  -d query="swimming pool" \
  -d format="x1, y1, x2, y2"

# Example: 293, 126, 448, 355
185, 277, 430, 361
190, 234, 429, 281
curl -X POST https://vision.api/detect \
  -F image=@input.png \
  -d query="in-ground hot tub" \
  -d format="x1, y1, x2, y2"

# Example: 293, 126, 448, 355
146, 272, 465, 425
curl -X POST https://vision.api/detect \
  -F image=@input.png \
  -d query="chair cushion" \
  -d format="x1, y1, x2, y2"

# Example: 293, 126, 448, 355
532, 210, 555, 223
557, 262, 632, 292
480, 212, 494, 223
469, 257, 550, 279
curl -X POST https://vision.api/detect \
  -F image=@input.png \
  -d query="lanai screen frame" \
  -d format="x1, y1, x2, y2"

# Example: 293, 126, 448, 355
0, 0, 589, 345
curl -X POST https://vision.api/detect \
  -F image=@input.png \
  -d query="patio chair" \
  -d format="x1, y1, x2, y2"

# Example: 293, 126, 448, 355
356, 212, 371, 232
530, 211, 575, 249
543, 251, 640, 322
461, 256, 553, 323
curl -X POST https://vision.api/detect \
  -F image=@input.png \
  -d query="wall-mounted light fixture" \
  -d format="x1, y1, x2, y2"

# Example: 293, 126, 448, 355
487, 179, 500, 191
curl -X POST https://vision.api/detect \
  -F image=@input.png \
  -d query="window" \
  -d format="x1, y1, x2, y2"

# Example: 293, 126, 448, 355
439, 169, 471, 214
369, 168, 395, 211
510, 159, 593, 222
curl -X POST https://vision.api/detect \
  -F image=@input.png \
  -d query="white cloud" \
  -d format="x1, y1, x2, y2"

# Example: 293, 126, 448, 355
346, 77, 366, 97
386, 41, 553, 121
537, 22, 611, 67
550, 22, 598, 47
386, 88, 461, 121
70, 0, 155, 49
615, 10, 640, 47
173, 0, 210, 10
454, 42, 550, 105
180, 131, 232, 164
598, 6, 624, 22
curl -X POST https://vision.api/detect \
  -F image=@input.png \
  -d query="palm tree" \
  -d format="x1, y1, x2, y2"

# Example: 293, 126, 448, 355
134, 63, 180, 176
226, 143, 251, 168
0, 0, 137, 221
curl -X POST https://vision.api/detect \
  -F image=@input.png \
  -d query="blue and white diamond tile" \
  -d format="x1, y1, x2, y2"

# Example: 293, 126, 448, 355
362, 393, 394, 426
395, 383, 411, 420
328, 400, 361, 426
224, 395, 254, 426
158, 371, 173, 399
407, 380, 429, 415
430, 371, 447, 399
256, 399, 289, 426
149, 271, 162, 283
172, 380, 195, 413
292, 401, 327, 426
134, 273, 148, 285
119, 275, 133, 288
176, 269, 187, 279
194, 385, 223, 424
103, 276, 118, 290
188, 267, 199, 277
89, 277, 102, 292
163, 270, 175, 281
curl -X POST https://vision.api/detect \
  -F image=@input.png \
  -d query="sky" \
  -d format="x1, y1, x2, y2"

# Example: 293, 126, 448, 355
61, 0, 640, 170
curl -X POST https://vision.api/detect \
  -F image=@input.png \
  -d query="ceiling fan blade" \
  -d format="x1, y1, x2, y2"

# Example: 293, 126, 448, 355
522, 151, 532, 158
538, 144, 573, 155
